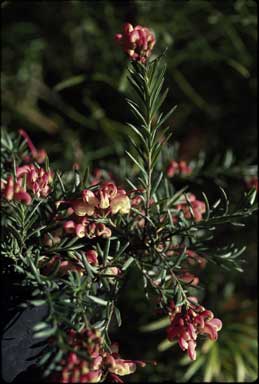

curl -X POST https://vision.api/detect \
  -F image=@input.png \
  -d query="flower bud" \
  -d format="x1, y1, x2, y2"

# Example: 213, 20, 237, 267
86, 250, 98, 265
75, 224, 86, 238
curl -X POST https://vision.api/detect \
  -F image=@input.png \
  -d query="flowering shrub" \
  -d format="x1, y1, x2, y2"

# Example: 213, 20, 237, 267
1, 23, 257, 383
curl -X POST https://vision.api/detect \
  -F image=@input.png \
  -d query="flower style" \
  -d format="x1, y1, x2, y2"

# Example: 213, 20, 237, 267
19, 129, 47, 164
166, 299, 222, 361
115, 23, 155, 63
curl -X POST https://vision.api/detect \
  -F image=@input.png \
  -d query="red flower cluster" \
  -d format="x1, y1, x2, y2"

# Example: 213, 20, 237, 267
166, 299, 222, 361
166, 160, 192, 178
53, 328, 145, 383
176, 193, 206, 222
62, 182, 131, 239
1, 164, 53, 205
115, 23, 155, 63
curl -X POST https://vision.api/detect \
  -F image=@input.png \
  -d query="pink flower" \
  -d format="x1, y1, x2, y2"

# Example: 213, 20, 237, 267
178, 161, 192, 175
62, 182, 131, 240
52, 328, 145, 383
101, 182, 118, 199
19, 129, 47, 164
96, 223, 112, 238
14, 191, 32, 205
99, 190, 110, 209
64, 220, 76, 234
3, 176, 14, 200
75, 223, 86, 238
197, 316, 222, 340
86, 222, 97, 238
115, 23, 155, 63
166, 300, 222, 361
1, 174, 35, 205
106, 356, 136, 376
72, 199, 95, 216
176, 193, 206, 222
82, 189, 99, 207
17, 164, 53, 198
86, 250, 99, 265
166, 161, 179, 178
110, 193, 131, 214
166, 160, 192, 178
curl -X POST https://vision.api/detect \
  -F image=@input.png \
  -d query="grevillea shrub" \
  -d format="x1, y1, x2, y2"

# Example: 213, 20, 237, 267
1, 23, 257, 383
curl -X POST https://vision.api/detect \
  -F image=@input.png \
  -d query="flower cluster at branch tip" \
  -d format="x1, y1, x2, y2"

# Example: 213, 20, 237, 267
62, 182, 131, 239
176, 193, 206, 222
1, 164, 53, 205
166, 160, 192, 178
166, 299, 222, 361
115, 23, 155, 63
51, 328, 146, 383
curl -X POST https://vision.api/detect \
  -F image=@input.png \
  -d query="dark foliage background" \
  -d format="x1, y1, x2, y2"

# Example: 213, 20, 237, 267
1, 0, 257, 382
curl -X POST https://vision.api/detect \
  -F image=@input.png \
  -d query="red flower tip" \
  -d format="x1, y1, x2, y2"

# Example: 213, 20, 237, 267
115, 23, 155, 63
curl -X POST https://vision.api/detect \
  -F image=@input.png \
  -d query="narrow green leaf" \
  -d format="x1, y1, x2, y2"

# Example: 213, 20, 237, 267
140, 317, 170, 332
126, 151, 146, 175
183, 356, 205, 381
33, 322, 49, 331
122, 256, 134, 271
54, 75, 86, 91
88, 295, 108, 306
30, 299, 46, 306
115, 307, 122, 327
158, 339, 177, 352
157, 105, 178, 130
